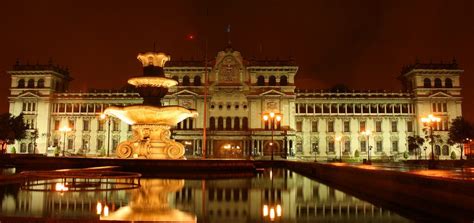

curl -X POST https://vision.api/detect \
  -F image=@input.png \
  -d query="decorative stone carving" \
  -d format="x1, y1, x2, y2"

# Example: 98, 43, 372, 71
116, 124, 185, 159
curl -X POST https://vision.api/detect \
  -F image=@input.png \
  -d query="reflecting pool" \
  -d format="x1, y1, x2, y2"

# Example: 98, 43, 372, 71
0, 168, 411, 222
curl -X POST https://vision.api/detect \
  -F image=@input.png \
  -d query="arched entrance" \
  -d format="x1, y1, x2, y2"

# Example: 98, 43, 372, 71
263, 140, 281, 157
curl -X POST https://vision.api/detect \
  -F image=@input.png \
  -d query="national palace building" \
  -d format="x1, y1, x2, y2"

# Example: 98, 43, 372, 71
7, 46, 463, 160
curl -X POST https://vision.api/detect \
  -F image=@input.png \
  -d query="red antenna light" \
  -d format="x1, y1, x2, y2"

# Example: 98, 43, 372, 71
186, 34, 195, 40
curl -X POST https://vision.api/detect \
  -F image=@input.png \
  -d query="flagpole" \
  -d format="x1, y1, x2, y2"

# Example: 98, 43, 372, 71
202, 38, 208, 159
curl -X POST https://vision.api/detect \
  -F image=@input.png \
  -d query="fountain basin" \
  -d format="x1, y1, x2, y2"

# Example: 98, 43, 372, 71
128, 76, 178, 88
104, 105, 198, 126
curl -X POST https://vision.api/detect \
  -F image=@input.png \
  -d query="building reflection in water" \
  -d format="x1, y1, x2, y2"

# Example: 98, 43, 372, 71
0, 169, 410, 222
174, 169, 409, 223
101, 179, 196, 222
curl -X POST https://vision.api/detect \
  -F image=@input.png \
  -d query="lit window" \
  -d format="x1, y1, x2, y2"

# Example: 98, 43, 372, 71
391, 121, 397, 132
407, 121, 413, 132
376, 121, 382, 132
343, 121, 350, 132
327, 121, 334, 132
311, 121, 318, 132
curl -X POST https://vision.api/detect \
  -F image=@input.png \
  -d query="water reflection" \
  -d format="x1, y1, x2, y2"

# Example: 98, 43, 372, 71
0, 168, 411, 222
101, 179, 196, 222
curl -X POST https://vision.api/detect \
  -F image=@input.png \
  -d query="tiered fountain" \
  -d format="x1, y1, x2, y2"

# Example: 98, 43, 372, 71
104, 52, 198, 159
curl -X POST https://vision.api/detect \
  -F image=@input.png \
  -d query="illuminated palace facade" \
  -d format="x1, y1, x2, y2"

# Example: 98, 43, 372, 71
8, 47, 463, 160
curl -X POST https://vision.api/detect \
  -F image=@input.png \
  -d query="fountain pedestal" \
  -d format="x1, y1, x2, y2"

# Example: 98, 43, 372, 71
117, 125, 185, 159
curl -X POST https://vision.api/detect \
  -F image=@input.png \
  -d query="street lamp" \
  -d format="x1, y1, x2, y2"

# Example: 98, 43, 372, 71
100, 113, 112, 157
335, 136, 342, 162
362, 130, 372, 164
421, 114, 441, 161
312, 144, 319, 162
59, 126, 71, 157
263, 112, 282, 161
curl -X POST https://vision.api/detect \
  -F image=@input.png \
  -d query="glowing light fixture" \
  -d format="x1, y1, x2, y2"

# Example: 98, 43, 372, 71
263, 205, 269, 217
96, 202, 102, 215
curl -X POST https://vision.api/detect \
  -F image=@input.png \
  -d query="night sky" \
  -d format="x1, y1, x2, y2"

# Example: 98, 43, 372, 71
1, 0, 473, 120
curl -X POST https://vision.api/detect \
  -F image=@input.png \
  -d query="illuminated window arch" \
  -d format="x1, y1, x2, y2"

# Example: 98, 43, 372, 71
182, 76, 190, 86
434, 78, 442, 88
445, 78, 453, 88
234, 117, 240, 130
257, 76, 265, 86
218, 117, 224, 130
242, 117, 248, 130
280, 76, 288, 86
18, 79, 25, 88
27, 79, 35, 88
423, 78, 431, 88
193, 76, 201, 86
226, 117, 232, 130
269, 75, 276, 86
37, 79, 45, 88
210, 117, 216, 130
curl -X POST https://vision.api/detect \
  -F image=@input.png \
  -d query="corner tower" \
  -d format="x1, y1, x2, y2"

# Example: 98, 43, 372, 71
8, 60, 72, 153
399, 60, 463, 151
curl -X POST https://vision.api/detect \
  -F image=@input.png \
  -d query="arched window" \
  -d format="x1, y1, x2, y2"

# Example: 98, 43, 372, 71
257, 76, 265, 86
434, 78, 442, 88
435, 145, 441, 155
234, 117, 240, 130
27, 79, 35, 88
269, 76, 276, 86
20, 143, 27, 153
193, 76, 201, 86
445, 78, 453, 88
242, 117, 248, 130
218, 117, 224, 130
172, 76, 179, 82
280, 76, 288, 86
28, 143, 33, 153
210, 117, 215, 130
423, 78, 431, 88
37, 79, 45, 88
182, 76, 190, 86
442, 145, 449, 156
226, 117, 232, 130
18, 79, 25, 88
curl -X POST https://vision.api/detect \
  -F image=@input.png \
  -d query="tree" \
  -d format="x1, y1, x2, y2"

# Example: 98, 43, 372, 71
0, 113, 28, 154
448, 116, 474, 160
422, 127, 444, 160
407, 135, 425, 159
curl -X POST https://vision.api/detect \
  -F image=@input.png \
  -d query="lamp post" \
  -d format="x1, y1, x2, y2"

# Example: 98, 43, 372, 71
335, 136, 342, 162
362, 130, 372, 164
59, 126, 71, 157
263, 112, 282, 161
313, 144, 319, 162
421, 114, 441, 161
100, 113, 111, 157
